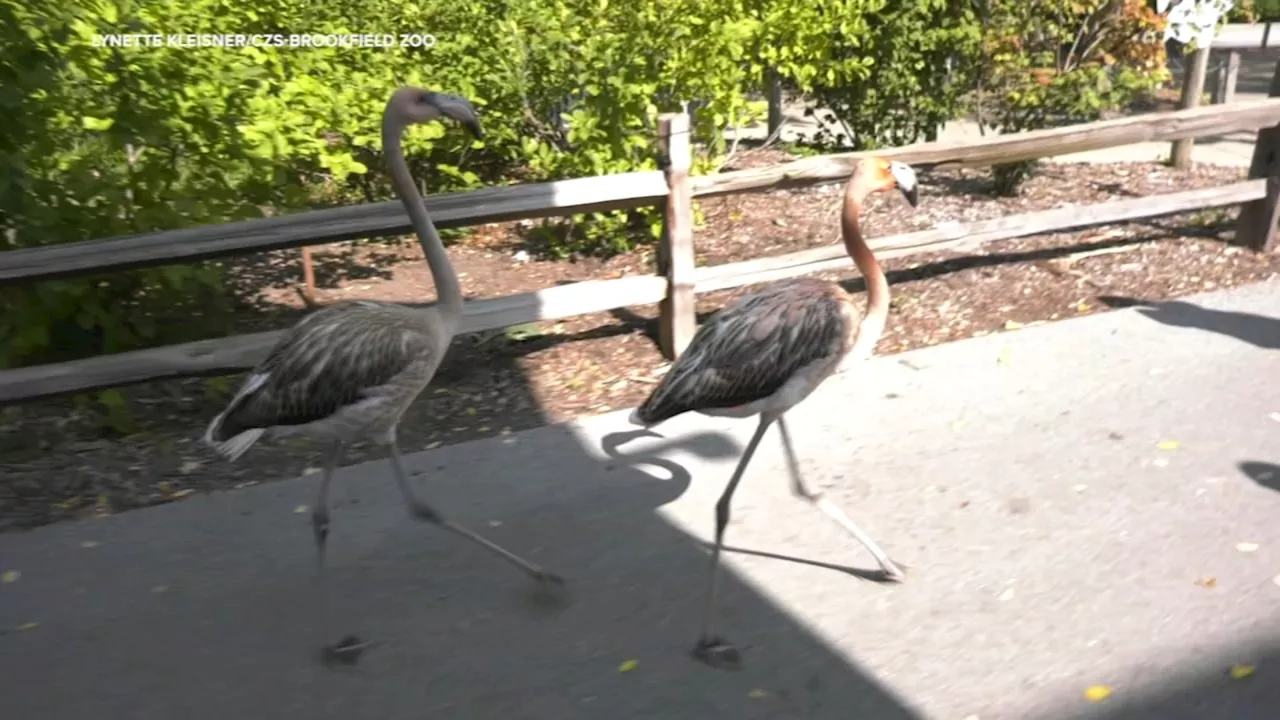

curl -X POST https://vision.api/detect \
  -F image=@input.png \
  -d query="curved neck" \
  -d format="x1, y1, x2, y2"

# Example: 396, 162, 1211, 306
841, 172, 890, 360
382, 114, 463, 326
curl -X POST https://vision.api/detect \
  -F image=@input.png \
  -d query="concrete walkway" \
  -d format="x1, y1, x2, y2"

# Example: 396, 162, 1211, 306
3, 279, 1280, 719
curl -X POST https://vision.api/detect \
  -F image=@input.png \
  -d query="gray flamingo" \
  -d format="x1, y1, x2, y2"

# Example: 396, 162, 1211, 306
203, 87, 564, 662
629, 156, 920, 669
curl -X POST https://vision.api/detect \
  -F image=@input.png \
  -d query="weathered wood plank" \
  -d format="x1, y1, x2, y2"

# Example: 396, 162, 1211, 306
0, 170, 670, 286
691, 98, 1280, 198
2, 181, 1263, 404
1212, 50, 1241, 105
0, 274, 668, 403
300, 246, 317, 305
694, 180, 1267, 293
1236, 59, 1280, 251
1172, 46, 1212, 168
5, 100, 1280, 288
656, 113, 697, 360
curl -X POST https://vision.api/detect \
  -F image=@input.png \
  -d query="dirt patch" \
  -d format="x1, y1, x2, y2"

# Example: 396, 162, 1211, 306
3, 156, 1276, 533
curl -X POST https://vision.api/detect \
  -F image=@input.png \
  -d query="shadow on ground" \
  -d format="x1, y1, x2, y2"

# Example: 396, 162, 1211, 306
1097, 294, 1280, 349
1239, 460, 1280, 493
1043, 636, 1280, 720
0, 251, 923, 720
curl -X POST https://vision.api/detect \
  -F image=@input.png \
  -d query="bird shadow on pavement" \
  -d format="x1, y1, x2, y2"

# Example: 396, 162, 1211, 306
1097, 295, 1280, 350
599, 428, 904, 584
0, 417, 924, 720
1238, 460, 1280, 493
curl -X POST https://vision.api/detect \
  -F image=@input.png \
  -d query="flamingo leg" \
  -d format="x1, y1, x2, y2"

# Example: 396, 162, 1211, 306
313, 441, 367, 664
694, 412, 777, 670
386, 437, 564, 585
777, 414, 906, 582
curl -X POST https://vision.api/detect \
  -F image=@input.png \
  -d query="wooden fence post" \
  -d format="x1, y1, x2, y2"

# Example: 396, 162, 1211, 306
1212, 50, 1241, 105
1234, 59, 1280, 252
1171, 45, 1211, 168
300, 247, 317, 306
656, 112, 697, 360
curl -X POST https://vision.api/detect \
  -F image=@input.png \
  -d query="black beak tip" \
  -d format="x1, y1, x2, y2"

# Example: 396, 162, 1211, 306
467, 120, 484, 139
905, 186, 919, 208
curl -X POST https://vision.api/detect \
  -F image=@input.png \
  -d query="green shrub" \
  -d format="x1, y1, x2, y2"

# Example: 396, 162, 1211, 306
1228, 0, 1280, 22
2, 0, 985, 377
760, 0, 983, 151
972, 0, 1170, 194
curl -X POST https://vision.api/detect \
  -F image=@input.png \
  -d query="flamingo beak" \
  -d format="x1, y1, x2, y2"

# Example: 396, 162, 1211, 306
426, 91, 484, 139
889, 160, 919, 208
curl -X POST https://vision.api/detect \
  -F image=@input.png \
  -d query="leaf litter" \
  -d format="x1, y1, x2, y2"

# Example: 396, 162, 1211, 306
1230, 664, 1257, 680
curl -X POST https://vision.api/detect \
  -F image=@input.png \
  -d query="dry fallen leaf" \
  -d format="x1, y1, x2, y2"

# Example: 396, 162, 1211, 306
1084, 685, 1113, 702
1072, 484, 1088, 493
294, 505, 309, 514
80, 541, 99, 549
1230, 664, 1256, 680
1195, 576, 1217, 588
747, 689, 769, 699
1, 570, 19, 584
1153, 458, 1169, 468
465, 407, 478, 416
997, 347, 1014, 366
1003, 320, 1024, 330
1237, 542, 1260, 553
1156, 440, 1180, 451
618, 659, 638, 673
16, 622, 37, 632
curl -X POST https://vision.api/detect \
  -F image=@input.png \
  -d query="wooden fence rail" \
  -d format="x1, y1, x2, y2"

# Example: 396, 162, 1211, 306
6, 98, 1280, 287
5, 83, 1280, 404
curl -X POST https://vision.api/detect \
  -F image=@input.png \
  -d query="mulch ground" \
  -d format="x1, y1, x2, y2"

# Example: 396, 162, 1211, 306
3, 153, 1278, 533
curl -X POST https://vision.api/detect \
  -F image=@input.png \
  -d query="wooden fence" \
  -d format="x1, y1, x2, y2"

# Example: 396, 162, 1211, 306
5, 65, 1280, 404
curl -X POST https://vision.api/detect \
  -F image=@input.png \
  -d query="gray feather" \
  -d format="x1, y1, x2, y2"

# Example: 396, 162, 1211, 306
209, 301, 440, 440
635, 277, 848, 424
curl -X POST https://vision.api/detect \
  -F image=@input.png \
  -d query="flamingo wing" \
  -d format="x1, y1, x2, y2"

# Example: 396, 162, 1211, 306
635, 278, 848, 424
209, 302, 435, 439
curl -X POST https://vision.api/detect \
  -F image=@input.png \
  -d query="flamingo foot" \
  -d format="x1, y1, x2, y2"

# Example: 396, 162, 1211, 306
692, 636, 742, 670
321, 635, 369, 666
880, 561, 909, 583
